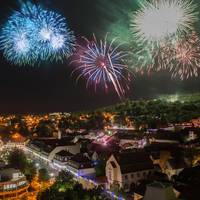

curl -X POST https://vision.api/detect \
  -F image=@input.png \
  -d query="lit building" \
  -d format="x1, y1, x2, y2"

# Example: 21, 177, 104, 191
134, 182, 179, 200
27, 137, 81, 163
2, 133, 27, 150
67, 153, 96, 177
0, 139, 3, 150
106, 151, 155, 192
165, 159, 188, 179
191, 118, 200, 127
116, 131, 147, 149
53, 150, 73, 168
0, 168, 29, 200
142, 182, 178, 200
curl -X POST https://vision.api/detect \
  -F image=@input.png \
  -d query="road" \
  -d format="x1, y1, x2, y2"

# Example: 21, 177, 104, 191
1, 144, 125, 200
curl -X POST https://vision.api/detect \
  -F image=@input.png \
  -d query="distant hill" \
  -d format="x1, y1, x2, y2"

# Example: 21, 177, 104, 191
98, 93, 200, 112
157, 93, 200, 103
93, 93, 200, 128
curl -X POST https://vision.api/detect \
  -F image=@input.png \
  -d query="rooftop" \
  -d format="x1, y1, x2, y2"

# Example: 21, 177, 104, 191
29, 136, 77, 153
68, 153, 93, 169
56, 150, 74, 157
168, 159, 188, 170
114, 151, 154, 174
149, 182, 172, 189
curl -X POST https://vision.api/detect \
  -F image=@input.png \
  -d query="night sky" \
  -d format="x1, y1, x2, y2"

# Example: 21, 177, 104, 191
0, 0, 200, 114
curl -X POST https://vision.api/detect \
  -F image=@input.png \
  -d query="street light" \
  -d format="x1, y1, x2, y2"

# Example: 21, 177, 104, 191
35, 163, 40, 168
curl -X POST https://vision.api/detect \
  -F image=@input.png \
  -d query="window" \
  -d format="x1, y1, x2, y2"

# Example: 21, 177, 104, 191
137, 173, 140, 178
125, 175, 128, 180
108, 169, 112, 181
18, 181, 26, 186
149, 171, 152, 175
149, 171, 154, 175
143, 172, 146, 176
131, 174, 134, 179
124, 184, 129, 190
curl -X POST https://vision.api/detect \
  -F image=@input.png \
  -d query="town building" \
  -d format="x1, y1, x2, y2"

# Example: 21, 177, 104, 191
115, 131, 147, 149
53, 150, 74, 168
67, 153, 96, 177
0, 140, 3, 150
149, 130, 180, 145
191, 118, 200, 127
2, 133, 27, 149
0, 168, 29, 200
106, 151, 155, 192
142, 182, 177, 200
27, 137, 81, 163
165, 159, 188, 178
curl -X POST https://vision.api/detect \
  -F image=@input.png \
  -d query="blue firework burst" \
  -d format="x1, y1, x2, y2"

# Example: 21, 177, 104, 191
21, 3, 76, 61
0, 2, 76, 66
0, 11, 37, 65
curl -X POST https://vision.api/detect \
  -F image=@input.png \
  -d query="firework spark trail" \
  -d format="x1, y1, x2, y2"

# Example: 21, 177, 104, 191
108, 54, 125, 98
71, 35, 130, 99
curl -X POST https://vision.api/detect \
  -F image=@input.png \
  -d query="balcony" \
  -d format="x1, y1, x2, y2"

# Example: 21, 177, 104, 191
0, 177, 29, 198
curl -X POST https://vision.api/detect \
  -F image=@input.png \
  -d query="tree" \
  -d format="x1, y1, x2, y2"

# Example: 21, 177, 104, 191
7, 149, 27, 170
38, 168, 50, 182
24, 162, 37, 182
37, 177, 103, 200
35, 120, 54, 137
7, 149, 36, 182
56, 171, 74, 183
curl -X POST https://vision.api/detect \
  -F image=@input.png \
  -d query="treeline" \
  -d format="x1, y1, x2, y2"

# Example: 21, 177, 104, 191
103, 98, 200, 128
60, 96, 200, 130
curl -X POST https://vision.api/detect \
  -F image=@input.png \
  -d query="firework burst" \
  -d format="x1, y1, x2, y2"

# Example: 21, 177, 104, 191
0, 12, 37, 65
170, 32, 200, 80
71, 35, 131, 99
135, 32, 200, 80
0, 2, 75, 66
131, 0, 198, 45
21, 3, 76, 61
134, 32, 200, 79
